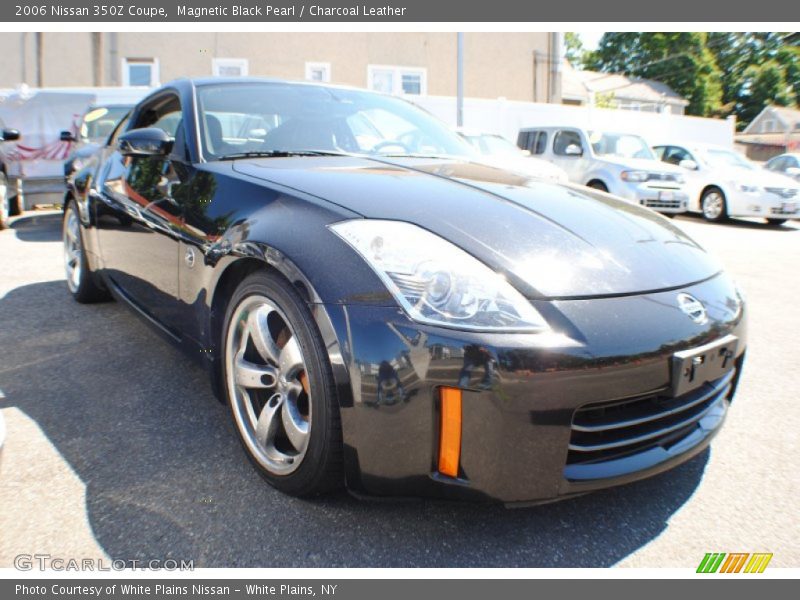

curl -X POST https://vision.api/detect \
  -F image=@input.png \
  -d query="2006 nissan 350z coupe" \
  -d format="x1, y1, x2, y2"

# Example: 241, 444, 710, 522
62, 78, 746, 504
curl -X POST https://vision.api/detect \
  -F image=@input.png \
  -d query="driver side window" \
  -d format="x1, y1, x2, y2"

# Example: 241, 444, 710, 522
132, 94, 187, 161
663, 146, 692, 166
554, 130, 583, 156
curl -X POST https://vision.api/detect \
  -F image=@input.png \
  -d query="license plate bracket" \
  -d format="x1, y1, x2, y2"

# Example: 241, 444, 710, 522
671, 334, 738, 396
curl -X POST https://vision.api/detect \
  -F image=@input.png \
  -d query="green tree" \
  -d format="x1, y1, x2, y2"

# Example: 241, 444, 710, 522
585, 32, 724, 117
737, 60, 794, 126
707, 32, 798, 128
564, 32, 585, 68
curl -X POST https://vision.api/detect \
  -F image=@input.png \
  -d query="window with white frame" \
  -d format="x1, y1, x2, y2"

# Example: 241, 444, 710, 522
305, 62, 331, 83
212, 58, 249, 77
122, 58, 159, 87
367, 65, 427, 96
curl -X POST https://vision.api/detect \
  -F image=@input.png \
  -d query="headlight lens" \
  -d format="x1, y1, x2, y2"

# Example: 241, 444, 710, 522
739, 184, 759, 193
675, 173, 686, 184
621, 170, 648, 182
330, 220, 549, 332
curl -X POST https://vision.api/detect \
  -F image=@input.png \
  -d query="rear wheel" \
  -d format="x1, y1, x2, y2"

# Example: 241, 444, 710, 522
63, 202, 110, 303
767, 218, 787, 227
222, 270, 342, 496
701, 187, 728, 222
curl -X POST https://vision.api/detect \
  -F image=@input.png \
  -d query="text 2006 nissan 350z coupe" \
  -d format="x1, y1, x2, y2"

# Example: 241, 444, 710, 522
62, 78, 746, 503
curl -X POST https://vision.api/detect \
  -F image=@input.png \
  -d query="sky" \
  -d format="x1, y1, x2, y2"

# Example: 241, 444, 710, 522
577, 31, 604, 51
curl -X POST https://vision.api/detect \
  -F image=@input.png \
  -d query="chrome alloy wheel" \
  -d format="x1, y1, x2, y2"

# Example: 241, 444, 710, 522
63, 207, 83, 293
702, 191, 724, 220
226, 295, 312, 475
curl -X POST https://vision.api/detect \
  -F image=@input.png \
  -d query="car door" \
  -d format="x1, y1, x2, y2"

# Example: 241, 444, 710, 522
662, 145, 704, 208
550, 129, 587, 183
94, 91, 188, 331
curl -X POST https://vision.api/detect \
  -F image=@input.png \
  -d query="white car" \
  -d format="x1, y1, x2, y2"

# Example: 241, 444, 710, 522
518, 126, 689, 214
458, 131, 568, 183
764, 153, 800, 182
654, 143, 800, 225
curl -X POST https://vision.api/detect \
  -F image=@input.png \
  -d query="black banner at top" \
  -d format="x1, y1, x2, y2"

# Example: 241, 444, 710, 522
2, 0, 796, 22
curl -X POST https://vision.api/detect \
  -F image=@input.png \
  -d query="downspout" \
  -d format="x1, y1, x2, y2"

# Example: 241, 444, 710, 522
35, 32, 43, 87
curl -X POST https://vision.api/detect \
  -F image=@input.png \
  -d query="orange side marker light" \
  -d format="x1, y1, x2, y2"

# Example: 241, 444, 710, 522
438, 387, 462, 478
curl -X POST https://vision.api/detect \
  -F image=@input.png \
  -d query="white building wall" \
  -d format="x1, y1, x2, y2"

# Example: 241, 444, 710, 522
412, 95, 736, 148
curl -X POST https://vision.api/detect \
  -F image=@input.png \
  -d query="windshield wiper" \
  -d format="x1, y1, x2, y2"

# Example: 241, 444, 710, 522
218, 150, 354, 160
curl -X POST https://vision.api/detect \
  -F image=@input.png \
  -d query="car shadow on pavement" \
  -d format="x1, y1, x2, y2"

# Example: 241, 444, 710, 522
0, 279, 709, 568
675, 213, 799, 232
9, 211, 63, 243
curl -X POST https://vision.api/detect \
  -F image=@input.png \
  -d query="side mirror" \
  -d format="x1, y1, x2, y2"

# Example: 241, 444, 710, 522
679, 159, 699, 171
564, 144, 583, 157
785, 166, 800, 177
118, 127, 173, 158
1, 128, 20, 142
60, 130, 77, 142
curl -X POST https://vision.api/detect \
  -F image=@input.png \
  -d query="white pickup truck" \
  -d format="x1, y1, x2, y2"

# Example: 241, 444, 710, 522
0, 87, 146, 220
517, 126, 689, 214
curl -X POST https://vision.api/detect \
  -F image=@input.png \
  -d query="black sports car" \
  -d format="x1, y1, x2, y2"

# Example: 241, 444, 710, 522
63, 78, 746, 503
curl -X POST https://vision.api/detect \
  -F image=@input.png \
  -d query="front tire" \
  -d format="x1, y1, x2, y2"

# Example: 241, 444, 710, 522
587, 180, 608, 192
63, 202, 110, 303
701, 187, 728, 222
222, 270, 343, 496
767, 218, 787, 227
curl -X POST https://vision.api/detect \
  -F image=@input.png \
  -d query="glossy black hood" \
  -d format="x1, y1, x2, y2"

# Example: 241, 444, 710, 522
232, 156, 722, 299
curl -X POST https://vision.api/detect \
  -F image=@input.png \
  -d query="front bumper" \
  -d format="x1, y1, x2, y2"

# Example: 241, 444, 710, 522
326, 274, 746, 504
728, 188, 800, 219
9, 176, 67, 210
612, 182, 689, 214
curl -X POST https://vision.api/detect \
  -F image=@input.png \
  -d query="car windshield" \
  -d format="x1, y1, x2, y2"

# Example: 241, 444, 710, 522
703, 148, 754, 170
463, 134, 521, 158
196, 82, 476, 160
81, 106, 131, 143
587, 131, 655, 160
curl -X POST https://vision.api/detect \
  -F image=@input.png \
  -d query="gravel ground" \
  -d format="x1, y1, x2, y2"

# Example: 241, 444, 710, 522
0, 209, 798, 568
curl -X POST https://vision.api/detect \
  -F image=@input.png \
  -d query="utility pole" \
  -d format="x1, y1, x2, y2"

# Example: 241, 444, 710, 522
457, 32, 464, 128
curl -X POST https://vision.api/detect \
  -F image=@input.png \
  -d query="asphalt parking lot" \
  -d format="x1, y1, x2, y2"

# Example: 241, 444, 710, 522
0, 210, 798, 568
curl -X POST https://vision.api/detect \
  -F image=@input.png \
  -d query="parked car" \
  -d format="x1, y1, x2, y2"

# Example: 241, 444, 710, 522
653, 143, 800, 225
61, 103, 133, 183
0, 127, 21, 229
764, 152, 800, 182
457, 131, 568, 183
64, 78, 746, 503
518, 126, 689, 214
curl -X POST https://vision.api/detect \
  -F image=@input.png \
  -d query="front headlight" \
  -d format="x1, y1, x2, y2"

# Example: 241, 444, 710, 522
620, 170, 648, 182
330, 220, 549, 332
675, 173, 686, 184
738, 184, 759, 193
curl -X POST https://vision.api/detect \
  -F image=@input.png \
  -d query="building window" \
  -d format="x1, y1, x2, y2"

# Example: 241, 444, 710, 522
122, 58, 159, 87
212, 58, 249, 77
367, 65, 427, 96
305, 62, 331, 83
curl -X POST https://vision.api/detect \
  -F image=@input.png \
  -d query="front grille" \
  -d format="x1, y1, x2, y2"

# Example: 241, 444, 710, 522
771, 206, 798, 215
765, 187, 798, 198
646, 172, 681, 183
643, 198, 683, 209
566, 369, 735, 466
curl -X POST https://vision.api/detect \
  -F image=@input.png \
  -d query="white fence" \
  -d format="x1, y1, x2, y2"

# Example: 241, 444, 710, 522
411, 95, 736, 148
